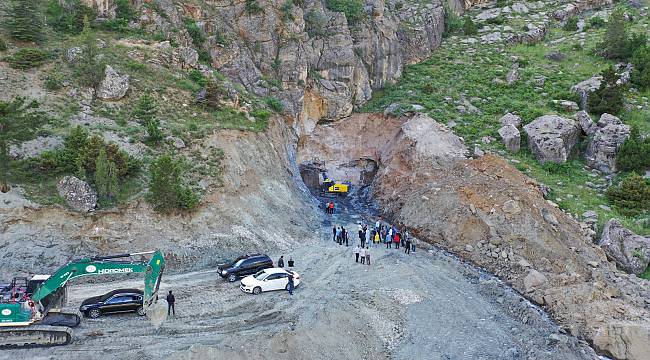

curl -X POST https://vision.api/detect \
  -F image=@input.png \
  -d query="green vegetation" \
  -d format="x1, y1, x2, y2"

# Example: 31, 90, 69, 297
246, 0, 264, 14
463, 17, 478, 36
46, 0, 96, 35
443, 8, 463, 37
147, 155, 199, 212
600, 7, 647, 61
325, 0, 364, 25
0, 38, 7, 51
281, 2, 295, 22
94, 148, 119, 206
189, 69, 207, 87
0, 97, 48, 192
133, 93, 162, 143
265, 97, 284, 112
98, 0, 137, 33
587, 66, 625, 115
3, 0, 44, 42
6, 48, 50, 69
588, 16, 606, 29
563, 17, 578, 32
631, 45, 650, 90
73, 19, 105, 89
607, 174, 650, 216
617, 128, 650, 173
43, 69, 65, 91
184, 19, 210, 64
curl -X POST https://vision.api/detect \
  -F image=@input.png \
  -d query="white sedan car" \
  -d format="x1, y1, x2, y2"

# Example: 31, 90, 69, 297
240, 268, 301, 295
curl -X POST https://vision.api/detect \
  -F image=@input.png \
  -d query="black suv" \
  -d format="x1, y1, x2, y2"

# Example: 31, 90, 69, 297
79, 289, 145, 319
218, 254, 274, 282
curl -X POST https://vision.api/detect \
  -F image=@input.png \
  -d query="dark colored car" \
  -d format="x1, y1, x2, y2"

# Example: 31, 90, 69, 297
218, 254, 274, 282
79, 289, 145, 319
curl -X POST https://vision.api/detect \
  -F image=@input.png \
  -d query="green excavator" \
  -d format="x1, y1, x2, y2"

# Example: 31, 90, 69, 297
0, 250, 165, 348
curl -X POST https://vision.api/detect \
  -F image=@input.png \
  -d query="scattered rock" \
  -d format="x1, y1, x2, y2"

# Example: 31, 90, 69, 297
498, 125, 521, 152
572, 76, 602, 110
474, 146, 485, 157
523, 115, 581, 164
545, 51, 566, 61
503, 199, 521, 214
166, 136, 186, 149
599, 219, 650, 274
96, 65, 130, 101
541, 208, 559, 226
553, 100, 579, 112
178, 47, 199, 68
465, 244, 474, 252
499, 113, 522, 128
585, 113, 630, 173
506, 63, 519, 85
9, 136, 63, 159
56, 176, 97, 213
66, 47, 83, 63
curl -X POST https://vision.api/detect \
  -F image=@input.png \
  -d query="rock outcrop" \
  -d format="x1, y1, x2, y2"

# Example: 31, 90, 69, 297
572, 75, 602, 110
585, 113, 631, 173
599, 219, 650, 274
499, 112, 522, 128
9, 136, 63, 159
523, 115, 581, 164
96, 65, 130, 100
576, 110, 595, 135
56, 176, 98, 213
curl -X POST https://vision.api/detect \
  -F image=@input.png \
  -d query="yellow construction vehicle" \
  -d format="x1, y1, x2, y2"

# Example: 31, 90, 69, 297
321, 179, 350, 195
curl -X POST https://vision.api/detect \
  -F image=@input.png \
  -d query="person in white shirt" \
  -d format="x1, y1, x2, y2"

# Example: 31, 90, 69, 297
365, 247, 370, 265
359, 247, 366, 264
354, 245, 360, 263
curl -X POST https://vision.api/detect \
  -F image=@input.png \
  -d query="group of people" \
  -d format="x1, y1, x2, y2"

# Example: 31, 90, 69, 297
324, 201, 335, 214
354, 245, 371, 265
333, 225, 350, 246
276, 255, 295, 268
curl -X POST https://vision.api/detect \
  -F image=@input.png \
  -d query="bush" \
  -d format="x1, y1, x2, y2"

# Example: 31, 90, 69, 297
563, 17, 578, 31
589, 16, 606, 28
631, 45, 650, 89
46, 0, 96, 35
0, 38, 7, 51
7, 48, 50, 69
443, 8, 463, 37
146, 119, 163, 143
617, 128, 650, 173
4, 0, 44, 42
265, 97, 284, 112
147, 155, 199, 212
281, 2, 294, 22
588, 66, 625, 115
246, 0, 264, 14
43, 70, 65, 90
305, 10, 328, 38
188, 69, 207, 87
462, 17, 478, 36
607, 173, 650, 215
184, 19, 206, 48
325, 0, 364, 25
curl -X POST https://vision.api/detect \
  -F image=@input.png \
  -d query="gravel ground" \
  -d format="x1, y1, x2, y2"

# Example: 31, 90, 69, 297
1, 201, 598, 360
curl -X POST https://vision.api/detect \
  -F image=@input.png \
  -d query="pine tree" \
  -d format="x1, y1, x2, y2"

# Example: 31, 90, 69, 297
75, 17, 105, 89
108, 161, 118, 200
133, 93, 157, 124
147, 155, 199, 212
0, 97, 48, 192
95, 148, 109, 198
462, 17, 477, 36
4, 0, 44, 42
146, 119, 163, 142
588, 66, 625, 115
607, 173, 650, 215
602, 8, 628, 60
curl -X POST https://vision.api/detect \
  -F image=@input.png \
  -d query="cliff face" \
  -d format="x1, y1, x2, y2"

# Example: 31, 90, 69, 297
118, 0, 465, 135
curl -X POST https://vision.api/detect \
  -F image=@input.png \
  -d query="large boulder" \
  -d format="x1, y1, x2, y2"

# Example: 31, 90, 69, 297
599, 219, 650, 274
96, 65, 130, 101
499, 112, 522, 128
498, 125, 520, 152
523, 115, 581, 164
585, 113, 631, 173
56, 176, 97, 213
576, 110, 595, 135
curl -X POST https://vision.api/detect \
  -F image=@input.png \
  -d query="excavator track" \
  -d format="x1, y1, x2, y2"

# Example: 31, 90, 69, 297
0, 325, 72, 348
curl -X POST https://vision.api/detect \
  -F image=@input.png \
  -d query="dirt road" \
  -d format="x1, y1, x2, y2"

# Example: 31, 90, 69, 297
2, 203, 599, 360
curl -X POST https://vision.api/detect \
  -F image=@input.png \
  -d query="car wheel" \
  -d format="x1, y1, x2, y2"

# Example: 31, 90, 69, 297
253, 287, 262, 295
88, 308, 101, 319
136, 306, 145, 316
228, 274, 237, 282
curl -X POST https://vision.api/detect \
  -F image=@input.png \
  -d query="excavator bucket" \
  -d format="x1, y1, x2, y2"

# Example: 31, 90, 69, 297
143, 250, 165, 312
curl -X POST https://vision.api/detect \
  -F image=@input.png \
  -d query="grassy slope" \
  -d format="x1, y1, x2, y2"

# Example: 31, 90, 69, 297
363, 6, 650, 238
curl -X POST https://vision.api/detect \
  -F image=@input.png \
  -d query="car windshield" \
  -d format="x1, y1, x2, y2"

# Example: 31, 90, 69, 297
234, 259, 246, 268
254, 271, 268, 280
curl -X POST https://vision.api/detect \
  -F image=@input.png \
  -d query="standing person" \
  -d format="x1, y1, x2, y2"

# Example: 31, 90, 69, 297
340, 227, 345, 245
277, 255, 285, 268
354, 245, 360, 263
366, 227, 371, 248
166, 290, 175, 316
405, 236, 411, 254
359, 227, 365, 248
360, 246, 366, 264
288, 258, 294, 267
336, 226, 342, 244
411, 234, 417, 253
329, 202, 335, 214
325, 201, 330, 214
386, 231, 391, 249
394, 232, 400, 250
344, 228, 349, 247
374, 230, 380, 245
365, 247, 371, 266
375, 218, 381, 233
333, 226, 337, 242
287, 273, 295, 296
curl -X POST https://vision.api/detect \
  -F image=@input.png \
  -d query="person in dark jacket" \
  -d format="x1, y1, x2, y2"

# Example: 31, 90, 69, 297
166, 290, 175, 316
332, 226, 337, 242
288, 258, 294, 267
277, 256, 285, 268
287, 274, 295, 295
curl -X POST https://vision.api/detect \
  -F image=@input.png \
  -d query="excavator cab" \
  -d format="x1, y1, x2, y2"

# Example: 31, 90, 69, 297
320, 175, 350, 196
